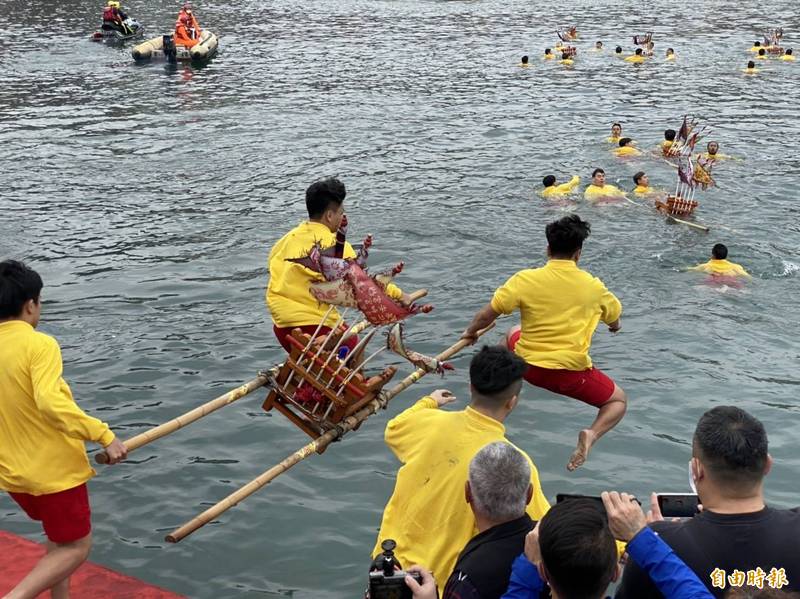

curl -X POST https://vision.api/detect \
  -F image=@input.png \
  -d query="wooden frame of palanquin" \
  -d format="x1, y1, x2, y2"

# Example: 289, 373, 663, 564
263, 328, 396, 450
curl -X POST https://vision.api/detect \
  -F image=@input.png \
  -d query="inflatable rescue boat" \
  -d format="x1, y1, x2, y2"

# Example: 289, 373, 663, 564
132, 30, 218, 62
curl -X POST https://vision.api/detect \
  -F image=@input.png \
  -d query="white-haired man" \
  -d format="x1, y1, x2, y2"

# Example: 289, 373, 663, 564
442, 442, 536, 599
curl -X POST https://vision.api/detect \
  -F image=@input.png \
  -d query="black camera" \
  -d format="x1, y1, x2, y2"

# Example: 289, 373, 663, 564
368, 539, 423, 599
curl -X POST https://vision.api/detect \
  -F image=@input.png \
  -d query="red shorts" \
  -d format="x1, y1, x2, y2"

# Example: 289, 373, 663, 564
9, 483, 91, 544
507, 328, 616, 408
273, 324, 359, 355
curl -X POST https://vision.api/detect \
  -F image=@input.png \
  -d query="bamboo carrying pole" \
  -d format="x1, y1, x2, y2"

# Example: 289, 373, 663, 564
164, 323, 495, 543
96, 291, 429, 465
95, 373, 271, 464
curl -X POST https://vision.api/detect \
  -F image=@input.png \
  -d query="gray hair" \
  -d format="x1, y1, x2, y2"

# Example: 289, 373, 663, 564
468, 442, 531, 522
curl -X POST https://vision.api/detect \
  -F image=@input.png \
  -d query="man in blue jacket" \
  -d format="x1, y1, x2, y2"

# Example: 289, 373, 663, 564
501, 493, 713, 599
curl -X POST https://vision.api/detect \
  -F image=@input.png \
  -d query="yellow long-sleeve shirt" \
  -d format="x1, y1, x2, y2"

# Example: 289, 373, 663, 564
690, 259, 750, 278
625, 55, 645, 63
542, 175, 581, 198
0, 321, 115, 495
373, 398, 549, 580
584, 183, 625, 200
266, 221, 402, 328
613, 146, 642, 157
491, 260, 622, 370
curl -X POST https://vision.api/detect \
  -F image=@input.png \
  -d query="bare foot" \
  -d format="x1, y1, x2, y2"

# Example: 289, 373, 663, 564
567, 429, 597, 471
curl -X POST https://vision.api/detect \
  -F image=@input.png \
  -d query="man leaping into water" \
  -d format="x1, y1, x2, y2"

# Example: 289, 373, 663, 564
462, 215, 627, 471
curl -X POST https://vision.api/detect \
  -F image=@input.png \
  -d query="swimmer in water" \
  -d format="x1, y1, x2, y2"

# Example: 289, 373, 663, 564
661, 129, 677, 155
743, 60, 759, 74
690, 243, 751, 278
666, 47, 675, 60
700, 141, 732, 161
632, 171, 652, 195
781, 48, 795, 61
584, 168, 626, 202
560, 51, 574, 65
593, 41, 603, 52
614, 46, 623, 57
607, 122, 622, 143
544, 48, 554, 60
542, 174, 581, 198
644, 40, 655, 57
757, 48, 768, 60
749, 41, 762, 52
625, 48, 646, 63
613, 137, 642, 157
519, 55, 530, 67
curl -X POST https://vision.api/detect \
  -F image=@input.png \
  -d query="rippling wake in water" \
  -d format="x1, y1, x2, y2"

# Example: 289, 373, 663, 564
1, 0, 799, 596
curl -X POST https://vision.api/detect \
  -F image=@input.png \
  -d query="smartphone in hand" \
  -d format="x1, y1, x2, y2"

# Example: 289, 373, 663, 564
657, 493, 700, 518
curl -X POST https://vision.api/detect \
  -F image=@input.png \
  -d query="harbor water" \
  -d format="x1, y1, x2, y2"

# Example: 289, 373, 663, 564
1, 0, 799, 596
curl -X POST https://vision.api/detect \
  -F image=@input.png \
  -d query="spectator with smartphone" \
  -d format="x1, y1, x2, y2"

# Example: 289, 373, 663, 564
502, 494, 713, 598
439, 442, 537, 598
616, 406, 800, 598
372, 346, 550, 585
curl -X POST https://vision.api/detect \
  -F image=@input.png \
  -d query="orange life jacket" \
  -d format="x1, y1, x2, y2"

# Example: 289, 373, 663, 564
174, 11, 202, 47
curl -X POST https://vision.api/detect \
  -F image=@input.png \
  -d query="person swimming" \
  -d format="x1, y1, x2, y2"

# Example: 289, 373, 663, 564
690, 243, 751, 278
584, 168, 626, 202
661, 129, 677, 155
544, 48, 554, 60
644, 40, 655, 57
613, 137, 641, 157
743, 60, 759, 74
607, 122, 622, 143
614, 46, 623, 56
781, 48, 795, 61
632, 171, 652, 195
666, 48, 675, 60
593, 41, 603, 51
699, 141, 732, 161
542, 174, 581, 198
625, 48, 646, 63
757, 48, 768, 60
560, 51, 574, 65
749, 41, 762, 52
519, 55, 530, 67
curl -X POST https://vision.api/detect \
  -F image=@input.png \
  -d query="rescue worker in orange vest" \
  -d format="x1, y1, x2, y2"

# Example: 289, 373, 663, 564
174, 4, 202, 48
102, 0, 131, 34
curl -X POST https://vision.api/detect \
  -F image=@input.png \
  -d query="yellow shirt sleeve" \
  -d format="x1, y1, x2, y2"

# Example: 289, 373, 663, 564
598, 284, 622, 324
554, 175, 580, 194
384, 396, 438, 463
689, 262, 708, 272
31, 337, 115, 447
490, 274, 521, 315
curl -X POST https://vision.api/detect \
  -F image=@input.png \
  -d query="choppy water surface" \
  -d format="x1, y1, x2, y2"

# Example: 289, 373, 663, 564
1, 0, 799, 596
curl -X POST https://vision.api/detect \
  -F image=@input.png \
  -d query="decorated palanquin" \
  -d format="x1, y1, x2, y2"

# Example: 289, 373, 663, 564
655, 195, 699, 217
263, 326, 397, 446
656, 116, 716, 218
633, 32, 653, 46
557, 26, 578, 41
263, 218, 444, 447
764, 28, 784, 54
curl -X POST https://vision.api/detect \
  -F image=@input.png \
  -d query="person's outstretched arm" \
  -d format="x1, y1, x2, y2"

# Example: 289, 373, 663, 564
461, 303, 499, 343
603, 491, 712, 599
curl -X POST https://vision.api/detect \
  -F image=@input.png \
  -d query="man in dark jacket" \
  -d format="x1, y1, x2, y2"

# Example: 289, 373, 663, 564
442, 441, 536, 599
616, 406, 800, 598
